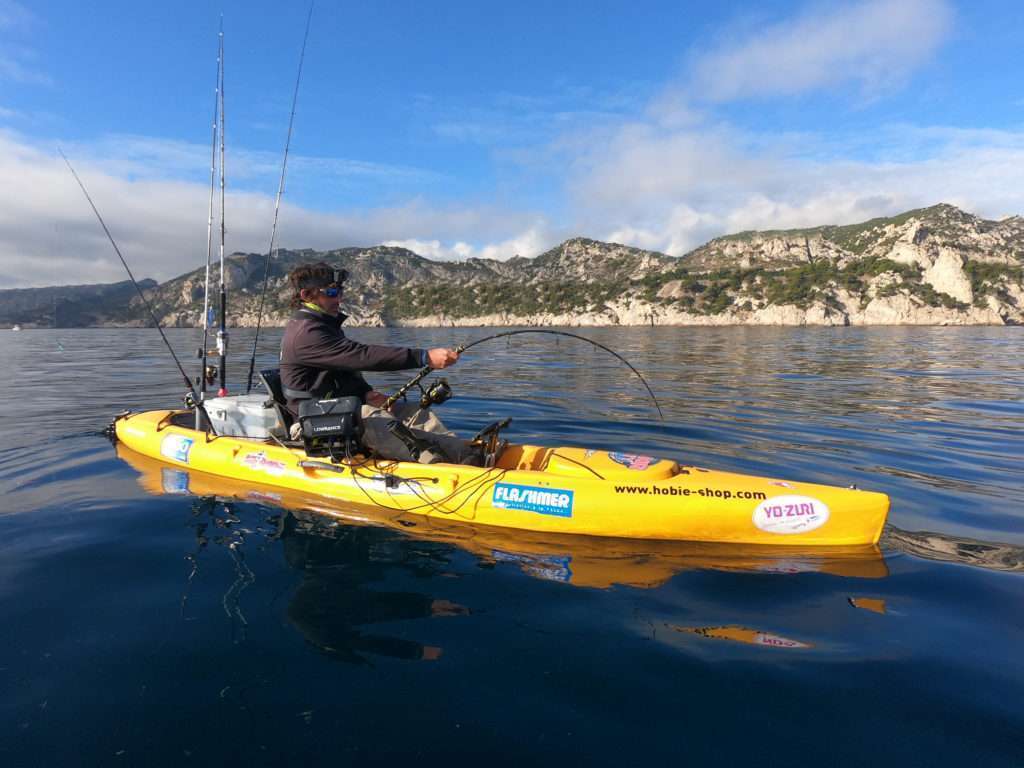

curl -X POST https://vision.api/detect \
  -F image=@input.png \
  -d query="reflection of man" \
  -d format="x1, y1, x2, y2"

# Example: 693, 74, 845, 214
288, 579, 466, 664
279, 262, 471, 462
282, 516, 469, 665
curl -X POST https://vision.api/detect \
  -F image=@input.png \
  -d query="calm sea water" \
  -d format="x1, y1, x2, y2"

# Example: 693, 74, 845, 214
1, 326, 1022, 766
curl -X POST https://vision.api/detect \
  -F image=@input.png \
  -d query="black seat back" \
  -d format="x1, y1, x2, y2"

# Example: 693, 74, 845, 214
259, 368, 286, 404
258, 368, 293, 430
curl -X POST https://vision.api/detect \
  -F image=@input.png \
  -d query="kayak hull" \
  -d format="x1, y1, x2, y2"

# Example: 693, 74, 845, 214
114, 409, 889, 546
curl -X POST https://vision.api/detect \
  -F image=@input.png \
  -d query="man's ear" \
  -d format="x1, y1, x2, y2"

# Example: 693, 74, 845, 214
298, 287, 315, 302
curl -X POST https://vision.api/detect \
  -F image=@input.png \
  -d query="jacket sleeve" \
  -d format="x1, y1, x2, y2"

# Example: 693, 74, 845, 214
296, 324, 426, 372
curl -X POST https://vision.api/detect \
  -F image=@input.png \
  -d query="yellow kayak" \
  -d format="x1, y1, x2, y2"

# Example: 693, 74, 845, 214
117, 444, 888, 587
113, 409, 889, 546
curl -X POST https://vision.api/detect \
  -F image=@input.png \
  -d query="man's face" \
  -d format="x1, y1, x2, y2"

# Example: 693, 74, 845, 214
303, 282, 342, 314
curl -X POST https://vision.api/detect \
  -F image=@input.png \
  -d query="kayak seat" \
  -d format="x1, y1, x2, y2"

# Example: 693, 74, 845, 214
258, 368, 294, 432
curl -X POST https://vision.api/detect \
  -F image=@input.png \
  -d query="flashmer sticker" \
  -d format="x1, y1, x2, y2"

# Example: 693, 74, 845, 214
492, 483, 574, 517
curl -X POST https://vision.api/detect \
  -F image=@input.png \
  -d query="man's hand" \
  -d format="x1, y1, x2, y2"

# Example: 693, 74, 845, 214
365, 390, 390, 409
427, 348, 459, 369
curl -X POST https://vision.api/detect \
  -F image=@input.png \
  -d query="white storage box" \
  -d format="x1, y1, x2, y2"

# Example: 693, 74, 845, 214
204, 394, 283, 439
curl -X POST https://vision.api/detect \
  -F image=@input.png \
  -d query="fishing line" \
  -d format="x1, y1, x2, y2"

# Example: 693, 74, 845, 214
59, 149, 199, 401
458, 330, 664, 420
246, 1, 315, 394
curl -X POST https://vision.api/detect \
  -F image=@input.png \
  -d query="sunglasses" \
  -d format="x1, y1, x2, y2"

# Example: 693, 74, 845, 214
320, 285, 341, 297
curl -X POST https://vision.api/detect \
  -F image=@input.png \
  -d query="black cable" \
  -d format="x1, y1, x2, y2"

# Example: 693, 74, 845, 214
349, 458, 509, 516
548, 451, 606, 480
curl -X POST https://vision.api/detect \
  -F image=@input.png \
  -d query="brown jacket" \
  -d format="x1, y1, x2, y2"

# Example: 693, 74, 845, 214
279, 307, 426, 415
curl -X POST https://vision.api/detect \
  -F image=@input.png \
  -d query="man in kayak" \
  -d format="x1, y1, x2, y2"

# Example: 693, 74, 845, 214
279, 261, 471, 463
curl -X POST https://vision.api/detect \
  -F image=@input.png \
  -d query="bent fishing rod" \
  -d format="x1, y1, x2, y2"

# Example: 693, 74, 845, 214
383, 329, 665, 421
59, 149, 201, 407
245, 1, 315, 394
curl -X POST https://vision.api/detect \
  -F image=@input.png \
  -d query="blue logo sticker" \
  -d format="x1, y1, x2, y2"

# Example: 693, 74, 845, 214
160, 434, 194, 464
161, 468, 191, 495
492, 483, 574, 517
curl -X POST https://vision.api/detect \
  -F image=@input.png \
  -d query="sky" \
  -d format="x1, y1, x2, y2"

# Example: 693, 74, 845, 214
1, 0, 1023, 287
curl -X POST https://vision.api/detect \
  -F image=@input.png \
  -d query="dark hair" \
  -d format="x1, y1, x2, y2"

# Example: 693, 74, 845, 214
288, 262, 346, 308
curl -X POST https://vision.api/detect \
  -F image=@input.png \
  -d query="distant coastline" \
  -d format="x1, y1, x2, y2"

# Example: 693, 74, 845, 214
3, 204, 1021, 329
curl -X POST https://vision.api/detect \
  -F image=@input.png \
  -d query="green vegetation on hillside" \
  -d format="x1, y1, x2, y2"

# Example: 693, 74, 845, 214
634, 256, 969, 313
964, 261, 1023, 306
384, 279, 623, 319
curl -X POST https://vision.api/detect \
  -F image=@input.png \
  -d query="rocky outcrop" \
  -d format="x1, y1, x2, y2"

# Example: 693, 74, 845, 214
4, 204, 1021, 328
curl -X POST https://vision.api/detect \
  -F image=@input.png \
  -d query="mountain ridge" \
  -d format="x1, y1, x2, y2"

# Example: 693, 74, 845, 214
3, 203, 1022, 327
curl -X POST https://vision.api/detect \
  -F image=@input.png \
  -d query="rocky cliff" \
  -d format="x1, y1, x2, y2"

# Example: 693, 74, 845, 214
4, 204, 1022, 328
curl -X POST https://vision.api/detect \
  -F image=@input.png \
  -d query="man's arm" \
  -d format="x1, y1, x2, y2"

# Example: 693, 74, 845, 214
297, 325, 425, 372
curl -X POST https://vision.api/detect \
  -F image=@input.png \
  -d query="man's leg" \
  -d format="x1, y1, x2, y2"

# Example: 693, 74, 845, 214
360, 403, 476, 464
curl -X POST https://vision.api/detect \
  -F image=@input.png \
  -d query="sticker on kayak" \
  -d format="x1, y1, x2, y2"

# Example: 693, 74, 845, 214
753, 495, 830, 535
609, 452, 659, 471
492, 550, 573, 583
160, 434, 194, 464
242, 451, 287, 476
492, 483, 574, 517
752, 632, 812, 649
161, 468, 191, 495
675, 625, 812, 649
247, 490, 283, 503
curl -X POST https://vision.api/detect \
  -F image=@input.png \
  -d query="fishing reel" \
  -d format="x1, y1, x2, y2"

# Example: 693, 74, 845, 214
194, 348, 219, 386
385, 366, 456, 412
192, 365, 218, 387
419, 378, 452, 409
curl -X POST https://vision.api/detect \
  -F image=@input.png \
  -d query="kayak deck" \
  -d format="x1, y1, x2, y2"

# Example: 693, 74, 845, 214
114, 409, 889, 546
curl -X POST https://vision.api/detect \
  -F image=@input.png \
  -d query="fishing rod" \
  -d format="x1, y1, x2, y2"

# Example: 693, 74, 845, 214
245, 1, 315, 394
59, 149, 200, 405
215, 25, 228, 397
198, 29, 221, 428
384, 329, 664, 420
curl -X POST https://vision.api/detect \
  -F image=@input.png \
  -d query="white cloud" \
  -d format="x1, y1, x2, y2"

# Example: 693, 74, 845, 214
383, 224, 556, 262
382, 239, 474, 260
0, 131, 552, 288
0, 1, 33, 30
0, 2, 49, 86
62, 133, 443, 189
567, 122, 1024, 256
1, 0, 1017, 292
0, 49, 50, 86
477, 226, 553, 261
690, 0, 953, 102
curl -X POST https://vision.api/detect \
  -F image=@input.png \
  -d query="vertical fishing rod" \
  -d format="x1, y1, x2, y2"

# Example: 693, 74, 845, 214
59, 149, 200, 405
216, 24, 229, 397
198, 31, 221, 428
245, 1, 315, 394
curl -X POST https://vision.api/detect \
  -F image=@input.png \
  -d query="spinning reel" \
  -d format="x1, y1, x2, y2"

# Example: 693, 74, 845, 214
384, 362, 456, 414
419, 378, 453, 409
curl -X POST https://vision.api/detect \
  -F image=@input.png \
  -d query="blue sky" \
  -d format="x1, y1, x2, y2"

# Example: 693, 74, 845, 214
1, 0, 1023, 286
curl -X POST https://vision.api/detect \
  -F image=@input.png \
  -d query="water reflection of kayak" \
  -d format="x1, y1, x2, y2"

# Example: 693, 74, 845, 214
113, 409, 889, 547
118, 444, 888, 588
